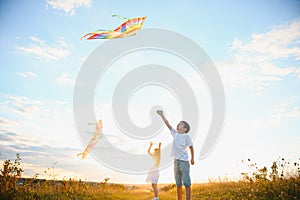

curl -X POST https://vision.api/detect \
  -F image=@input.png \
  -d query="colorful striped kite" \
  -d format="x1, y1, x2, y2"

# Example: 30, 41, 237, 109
81, 16, 146, 40
77, 119, 103, 159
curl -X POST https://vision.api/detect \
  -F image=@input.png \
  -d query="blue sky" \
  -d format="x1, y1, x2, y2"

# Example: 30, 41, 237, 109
1, 0, 300, 183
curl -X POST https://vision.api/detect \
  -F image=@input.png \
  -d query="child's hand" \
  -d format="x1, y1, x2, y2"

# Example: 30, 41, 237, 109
150, 142, 153, 146
191, 158, 194, 165
158, 142, 162, 149
156, 110, 163, 115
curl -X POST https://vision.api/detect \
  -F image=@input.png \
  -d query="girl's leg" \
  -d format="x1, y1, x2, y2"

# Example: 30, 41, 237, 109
152, 183, 158, 197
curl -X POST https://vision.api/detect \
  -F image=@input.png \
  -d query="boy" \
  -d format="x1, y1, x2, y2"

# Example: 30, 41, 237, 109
146, 142, 161, 200
157, 110, 194, 200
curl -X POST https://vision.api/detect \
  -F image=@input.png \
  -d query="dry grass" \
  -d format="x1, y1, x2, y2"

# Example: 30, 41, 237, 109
1, 154, 299, 199
0, 178, 299, 200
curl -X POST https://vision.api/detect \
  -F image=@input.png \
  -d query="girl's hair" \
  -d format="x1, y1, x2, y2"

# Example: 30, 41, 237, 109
181, 121, 190, 133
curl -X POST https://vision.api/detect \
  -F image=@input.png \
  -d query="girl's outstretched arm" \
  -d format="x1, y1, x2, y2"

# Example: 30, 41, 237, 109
147, 142, 153, 156
158, 142, 162, 150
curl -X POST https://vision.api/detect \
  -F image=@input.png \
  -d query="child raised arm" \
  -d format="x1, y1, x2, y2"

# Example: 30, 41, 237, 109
147, 142, 154, 156
156, 110, 172, 131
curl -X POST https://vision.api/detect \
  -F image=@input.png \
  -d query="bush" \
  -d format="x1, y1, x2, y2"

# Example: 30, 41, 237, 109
0, 153, 23, 196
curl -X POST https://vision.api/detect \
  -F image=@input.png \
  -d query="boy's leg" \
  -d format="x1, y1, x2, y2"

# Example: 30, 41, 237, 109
185, 186, 191, 200
174, 159, 183, 200
177, 186, 183, 200
181, 161, 191, 200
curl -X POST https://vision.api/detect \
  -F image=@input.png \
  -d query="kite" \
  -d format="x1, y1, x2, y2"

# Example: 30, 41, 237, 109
81, 16, 146, 40
77, 119, 103, 159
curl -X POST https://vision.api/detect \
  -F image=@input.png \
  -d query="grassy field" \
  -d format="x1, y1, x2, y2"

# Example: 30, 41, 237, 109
1, 154, 299, 199
0, 177, 299, 200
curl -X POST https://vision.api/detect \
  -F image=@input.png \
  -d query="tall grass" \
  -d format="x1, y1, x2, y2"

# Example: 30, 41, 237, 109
192, 178, 299, 200
1, 154, 299, 199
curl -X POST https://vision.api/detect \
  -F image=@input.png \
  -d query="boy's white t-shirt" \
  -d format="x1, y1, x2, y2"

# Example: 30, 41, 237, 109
170, 128, 193, 161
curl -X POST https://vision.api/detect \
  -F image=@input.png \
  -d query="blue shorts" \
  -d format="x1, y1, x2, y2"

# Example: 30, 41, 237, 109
174, 159, 191, 187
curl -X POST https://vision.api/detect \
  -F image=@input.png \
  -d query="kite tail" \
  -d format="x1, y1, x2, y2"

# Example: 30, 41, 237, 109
112, 14, 127, 20
81, 33, 93, 40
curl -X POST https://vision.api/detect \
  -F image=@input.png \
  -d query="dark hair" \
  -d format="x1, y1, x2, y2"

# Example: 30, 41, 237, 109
181, 121, 190, 133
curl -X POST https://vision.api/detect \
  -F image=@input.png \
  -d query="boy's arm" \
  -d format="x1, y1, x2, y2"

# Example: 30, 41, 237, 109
189, 146, 194, 165
157, 110, 172, 131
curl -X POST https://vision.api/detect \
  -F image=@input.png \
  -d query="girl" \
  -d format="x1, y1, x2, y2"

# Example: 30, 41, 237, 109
146, 142, 161, 200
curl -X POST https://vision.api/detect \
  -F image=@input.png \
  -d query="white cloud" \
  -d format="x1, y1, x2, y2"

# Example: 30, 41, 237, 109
57, 72, 75, 86
278, 107, 300, 118
0, 118, 17, 127
1, 95, 43, 116
56, 36, 72, 48
295, 68, 300, 79
0, 94, 116, 181
46, 0, 92, 16
29, 36, 45, 46
16, 36, 70, 61
219, 19, 300, 91
256, 96, 300, 125
231, 19, 300, 60
271, 99, 300, 121
0, 94, 78, 147
18, 71, 37, 78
